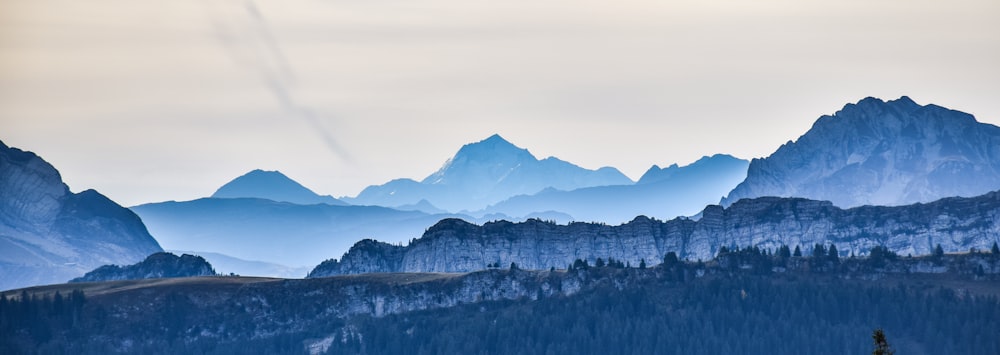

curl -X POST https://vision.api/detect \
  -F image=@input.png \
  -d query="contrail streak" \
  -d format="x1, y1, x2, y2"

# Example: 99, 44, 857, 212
205, 0, 352, 162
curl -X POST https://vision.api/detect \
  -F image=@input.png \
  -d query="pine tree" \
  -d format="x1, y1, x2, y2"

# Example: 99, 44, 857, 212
639, 259, 647, 269
663, 252, 679, 267
991, 241, 999, 255
777, 245, 791, 258
828, 244, 839, 262
793, 245, 802, 257
872, 328, 894, 355
812, 243, 827, 258
933, 244, 944, 257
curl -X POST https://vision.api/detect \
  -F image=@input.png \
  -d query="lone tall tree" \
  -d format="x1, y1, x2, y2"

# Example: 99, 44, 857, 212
933, 243, 944, 257
872, 328, 894, 355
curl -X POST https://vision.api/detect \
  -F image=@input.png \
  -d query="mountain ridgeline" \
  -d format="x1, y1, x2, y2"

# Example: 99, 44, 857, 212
70, 252, 216, 283
310, 190, 1000, 277
130, 199, 467, 269
344, 134, 633, 212
723, 96, 1000, 208
0, 140, 162, 291
480, 154, 749, 224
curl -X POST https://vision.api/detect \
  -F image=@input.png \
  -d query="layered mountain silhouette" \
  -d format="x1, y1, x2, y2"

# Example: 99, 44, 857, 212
132, 170, 485, 269
0, 139, 162, 290
131, 197, 466, 269
344, 134, 633, 212
211, 169, 345, 205
723, 96, 1000, 208
479, 154, 748, 223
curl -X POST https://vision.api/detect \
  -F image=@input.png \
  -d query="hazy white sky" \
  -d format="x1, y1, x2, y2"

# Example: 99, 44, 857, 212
2, 0, 998, 206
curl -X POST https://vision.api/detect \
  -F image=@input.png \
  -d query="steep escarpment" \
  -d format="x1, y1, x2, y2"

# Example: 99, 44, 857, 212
0, 139, 162, 290
311, 191, 1000, 276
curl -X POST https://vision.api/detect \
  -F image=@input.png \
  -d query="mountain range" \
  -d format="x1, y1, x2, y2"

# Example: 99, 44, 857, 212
343, 134, 634, 212
132, 141, 750, 271
310, 189, 1000, 277
724, 96, 1000, 208
479, 154, 748, 223
131, 197, 464, 269
5, 95, 1000, 288
343, 134, 750, 223
0, 139, 162, 291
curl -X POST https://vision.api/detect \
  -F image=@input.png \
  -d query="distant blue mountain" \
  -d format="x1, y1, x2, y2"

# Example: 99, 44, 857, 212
211, 169, 345, 205
393, 199, 448, 214
479, 154, 749, 223
343, 134, 633, 212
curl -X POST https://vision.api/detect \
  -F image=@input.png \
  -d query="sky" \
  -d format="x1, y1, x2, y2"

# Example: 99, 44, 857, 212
1, 0, 998, 207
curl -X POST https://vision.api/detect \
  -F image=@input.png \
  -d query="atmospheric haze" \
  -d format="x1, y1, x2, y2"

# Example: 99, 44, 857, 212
1, 0, 998, 206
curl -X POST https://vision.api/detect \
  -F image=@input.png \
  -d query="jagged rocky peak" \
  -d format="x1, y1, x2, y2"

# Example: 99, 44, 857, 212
422, 134, 540, 186
347, 134, 632, 212
211, 169, 344, 205
421, 134, 538, 185
723, 96, 1000, 208
0, 139, 69, 226
70, 252, 216, 283
0, 139, 163, 290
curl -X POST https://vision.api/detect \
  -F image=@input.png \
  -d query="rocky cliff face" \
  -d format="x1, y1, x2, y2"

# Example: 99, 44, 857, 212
0, 139, 162, 290
723, 96, 1000, 208
70, 252, 215, 283
310, 190, 1000, 276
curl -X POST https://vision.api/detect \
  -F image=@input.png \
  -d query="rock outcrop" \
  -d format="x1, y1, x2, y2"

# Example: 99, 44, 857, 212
0, 139, 162, 290
723, 96, 1000, 208
310, 190, 1000, 277
70, 252, 215, 282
